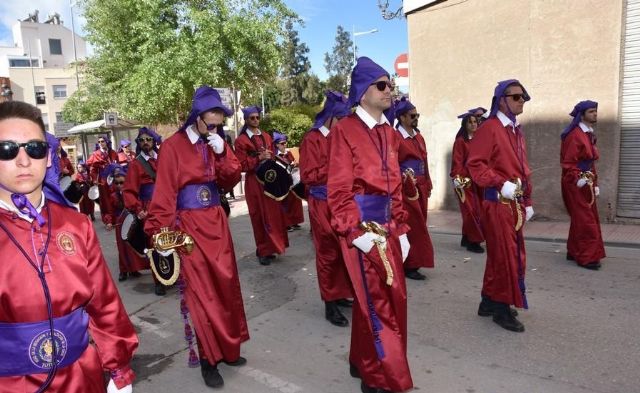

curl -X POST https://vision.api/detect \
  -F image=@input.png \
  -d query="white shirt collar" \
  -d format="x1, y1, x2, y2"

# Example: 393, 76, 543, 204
355, 106, 390, 130
579, 122, 594, 133
319, 125, 330, 137
0, 191, 45, 223
141, 150, 158, 160
246, 128, 262, 139
397, 125, 414, 139
496, 111, 520, 131
186, 125, 203, 144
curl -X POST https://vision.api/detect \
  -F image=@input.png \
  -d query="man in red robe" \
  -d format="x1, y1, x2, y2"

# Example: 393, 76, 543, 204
234, 106, 289, 265
123, 127, 167, 294
273, 131, 305, 231
0, 101, 137, 393
560, 100, 605, 270
299, 90, 353, 327
116, 139, 135, 167
73, 161, 96, 221
467, 79, 535, 333
328, 57, 413, 393
450, 110, 485, 253
393, 97, 435, 280
56, 142, 74, 178
86, 135, 118, 218
145, 86, 248, 389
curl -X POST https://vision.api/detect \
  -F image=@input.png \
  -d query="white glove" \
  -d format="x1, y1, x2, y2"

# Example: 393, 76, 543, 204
594, 186, 600, 197
525, 206, 534, 222
157, 249, 173, 257
399, 234, 410, 262
577, 178, 587, 188
452, 178, 462, 188
207, 133, 225, 154
107, 379, 132, 393
500, 181, 518, 200
352, 232, 386, 254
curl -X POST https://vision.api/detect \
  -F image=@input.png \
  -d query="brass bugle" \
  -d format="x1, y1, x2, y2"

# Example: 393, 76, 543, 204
151, 227, 195, 254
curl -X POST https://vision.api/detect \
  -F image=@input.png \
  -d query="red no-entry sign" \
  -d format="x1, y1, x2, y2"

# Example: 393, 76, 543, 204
394, 53, 409, 78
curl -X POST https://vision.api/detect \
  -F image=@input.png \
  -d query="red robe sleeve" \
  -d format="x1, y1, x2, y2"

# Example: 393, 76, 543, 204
84, 221, 138, 387
214, 145, 242, 191
450, 136, 468, 178
122, 161, 144, 215
299, 130, 328, 185
467, 123, 506, 188
234, 133, 261, 173
145, 141, 181, 234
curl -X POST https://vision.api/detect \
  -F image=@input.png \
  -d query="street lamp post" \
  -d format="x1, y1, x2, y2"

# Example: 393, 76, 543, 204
70, 0, 80, 89
352, 26, 379, 64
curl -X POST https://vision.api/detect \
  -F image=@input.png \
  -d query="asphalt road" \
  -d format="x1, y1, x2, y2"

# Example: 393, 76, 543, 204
96, 208, 640, 393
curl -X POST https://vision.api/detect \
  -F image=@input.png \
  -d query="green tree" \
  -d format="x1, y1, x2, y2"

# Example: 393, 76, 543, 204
324, 25, 354, 93
260, 106, 315, 146
71, 0, 296, 124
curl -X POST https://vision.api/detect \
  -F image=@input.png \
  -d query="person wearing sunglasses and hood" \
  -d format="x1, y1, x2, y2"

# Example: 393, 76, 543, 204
233, 106, 289, 266
0, 101, 138, 392
327, 57, 413, 393
86, 134, 118, 218
299, 90, 354, 328
467, 79, 534, 333
451, 110, 485, 253
116, 139, 136, 167
560, 100, 605, 270
73, 160, 96, 221
393, 97, 435, 281
144, 86, 248, 389
272, 130, 304, 231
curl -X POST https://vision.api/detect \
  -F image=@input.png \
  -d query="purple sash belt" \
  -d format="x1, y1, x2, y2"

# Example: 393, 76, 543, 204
484, 187, 500, 202
399, 159, 425, 176
308, 185, 327, 201
0, 307, 89, 377
139, 184, 154, 201
177, 182, 220, 210
354, 194, 391, 224
577, 159, 594, 172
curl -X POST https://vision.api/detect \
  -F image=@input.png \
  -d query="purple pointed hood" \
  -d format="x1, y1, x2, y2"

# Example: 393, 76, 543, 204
179, 86, 233, 132
489, 79, 531, 122
347, 56, 390, 108
561, 100, 598, 140
135, 127, 161, 154
312, 91, 351, 129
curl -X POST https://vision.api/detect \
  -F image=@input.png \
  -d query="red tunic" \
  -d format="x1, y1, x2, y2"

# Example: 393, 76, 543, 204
234, 130, 288, 257
58, 156, 74, 177
467, 116, 533, 308
327, 112, 413, 392
277, 150, 304, 226
102, 190, 149, 273
117, 151, 135, 166
299, 128, 352, 301
396, 127, 434, 269
72, 172, 95, 216
0, 202, 138, 392
144, 130, 249, 364
560, 127, 605, 264
450, 135, 484, 243
122, 155, 157, 215
86, 149, 118, 215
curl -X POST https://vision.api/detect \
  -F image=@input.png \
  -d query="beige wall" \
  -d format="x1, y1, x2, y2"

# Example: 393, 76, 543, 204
407, 0, 623, 221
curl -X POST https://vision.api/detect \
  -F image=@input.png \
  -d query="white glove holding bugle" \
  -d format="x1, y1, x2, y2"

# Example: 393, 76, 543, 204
577, 178, 588, 188
352, 232, 386, 254
500, 180, 518, 200
207, 133, 225, 154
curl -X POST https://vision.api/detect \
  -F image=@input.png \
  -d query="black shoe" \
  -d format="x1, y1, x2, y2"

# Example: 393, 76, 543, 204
492, 310, 525, 333
335, 298, 353, 308
349, 363, 360, 379
292, 224, 302, 230
461, 235, 469, 247
258, 256, 271, 266
222, 356, 246, 367
478, 299, 518, 317
90, 214, 96, 222
118, 272, 128, 282
360, 382, 391, 393
129, 271, 142, 278
201, 360, 224, 388
566, 253, 575, 261
154, 283, 166, 296
580, 261, 601, 270
404, 269, 427, 280
466, 242, 485, 253
325, 302, 349, 327
287, 226, 294, 232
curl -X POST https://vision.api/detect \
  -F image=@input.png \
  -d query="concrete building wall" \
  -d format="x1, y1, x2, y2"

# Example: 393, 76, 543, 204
406, 0, 624, 222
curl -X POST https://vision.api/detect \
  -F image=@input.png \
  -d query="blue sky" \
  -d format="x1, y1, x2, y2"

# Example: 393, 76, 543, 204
0, 0, 408, 81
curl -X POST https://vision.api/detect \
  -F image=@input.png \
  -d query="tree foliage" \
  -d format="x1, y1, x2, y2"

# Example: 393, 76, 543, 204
67, 0, 297, 124
324, 25, 354, 93
260, 105, 316, 146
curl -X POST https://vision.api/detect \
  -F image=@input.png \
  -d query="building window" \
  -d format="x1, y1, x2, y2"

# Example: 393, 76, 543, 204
49, 39, 62, 55
53, 85, 67, 99
55, 112, 64, 123
35, 86, 46, 104
41, 113, 49, 132
9, 58, 39, 67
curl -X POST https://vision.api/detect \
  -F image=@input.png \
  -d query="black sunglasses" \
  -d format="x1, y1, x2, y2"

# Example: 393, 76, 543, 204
0, 140, 49, 161
504, 94, 526, 102
114, 181, 125, 185
248, 116, 260, 120
137, 137, 154, 142
370, 80, 394, 92
409, 113, 420, 119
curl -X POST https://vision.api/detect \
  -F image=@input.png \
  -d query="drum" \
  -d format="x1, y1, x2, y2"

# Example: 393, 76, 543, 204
88, 185, 100, 200
150, 252, 180, 286
256, 157, 293, 201
59, 175, 72, 191
121, 212, 147, 256
63, 180, 85, 204
289, 167, 306, 200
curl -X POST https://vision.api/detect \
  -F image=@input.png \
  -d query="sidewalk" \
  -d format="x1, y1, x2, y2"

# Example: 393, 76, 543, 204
428, 209, 640, 249
228, 196, 640, 249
